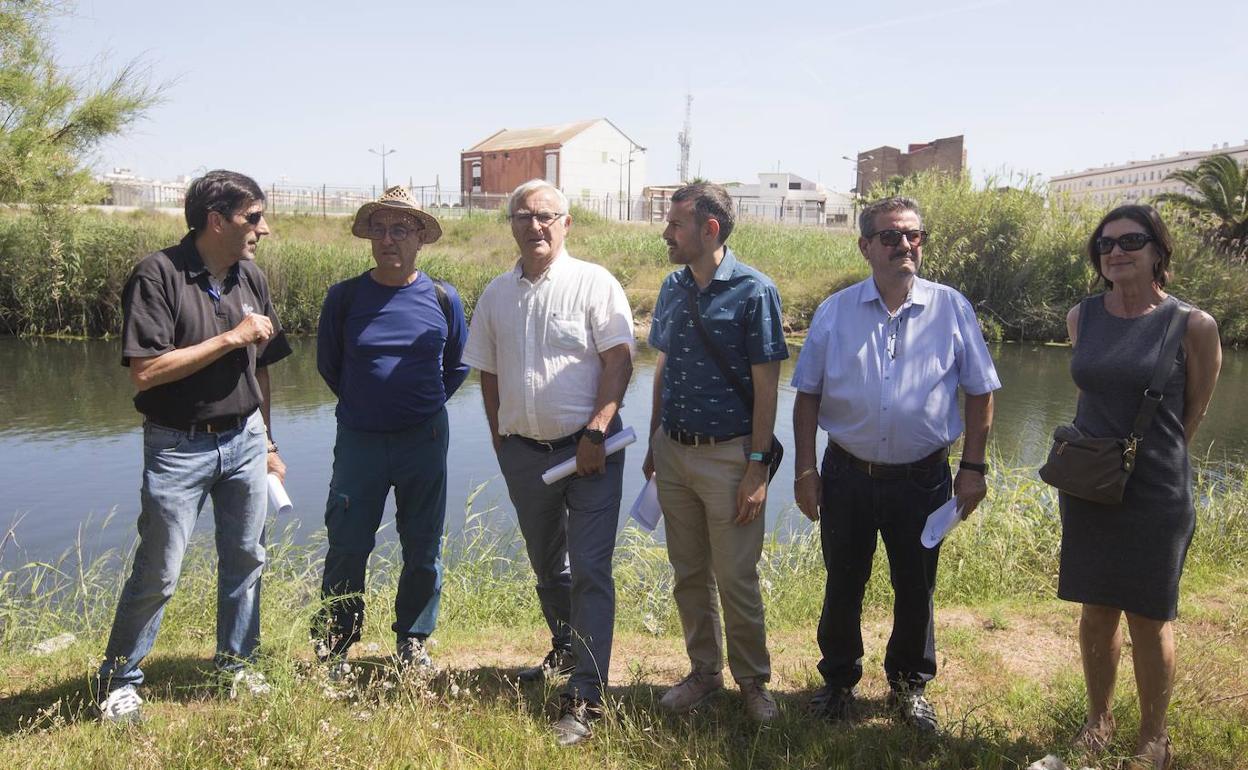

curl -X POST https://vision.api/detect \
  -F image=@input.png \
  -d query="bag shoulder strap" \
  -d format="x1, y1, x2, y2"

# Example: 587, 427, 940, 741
681, 283, 754, 411
431, 278, 458, 353
1130, 299, 1192, 440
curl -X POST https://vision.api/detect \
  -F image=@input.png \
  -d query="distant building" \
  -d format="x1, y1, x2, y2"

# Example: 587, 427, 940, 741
459, 118, 646, 215
643, 173, 853, 228
1048, 141, 1248, 206
854, 135, 966, 195
98, 168, 189, 208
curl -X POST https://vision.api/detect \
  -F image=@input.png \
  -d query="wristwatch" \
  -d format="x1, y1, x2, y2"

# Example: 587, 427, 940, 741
747, 450, 775, 465
583, 427, 607, 445
959, 459, 987, 474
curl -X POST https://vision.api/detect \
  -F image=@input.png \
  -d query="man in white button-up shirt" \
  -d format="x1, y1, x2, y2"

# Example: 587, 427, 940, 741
461, 179, 634, 746
791, 196, 1000, 733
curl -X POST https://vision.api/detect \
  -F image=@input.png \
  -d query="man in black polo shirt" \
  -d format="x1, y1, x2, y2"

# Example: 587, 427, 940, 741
96, 169, 293, 723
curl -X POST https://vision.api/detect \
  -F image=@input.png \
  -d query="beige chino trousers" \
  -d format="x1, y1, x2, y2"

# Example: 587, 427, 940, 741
652, 430, 770, 683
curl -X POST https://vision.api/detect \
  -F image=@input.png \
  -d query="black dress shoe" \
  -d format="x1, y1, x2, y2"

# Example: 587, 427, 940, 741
807, 685, 855, 722
552, 695, 603, 747
517, 648, 576, 683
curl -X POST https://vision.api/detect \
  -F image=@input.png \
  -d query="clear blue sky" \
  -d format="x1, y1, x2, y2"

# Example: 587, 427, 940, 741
53, 0, 1248, 192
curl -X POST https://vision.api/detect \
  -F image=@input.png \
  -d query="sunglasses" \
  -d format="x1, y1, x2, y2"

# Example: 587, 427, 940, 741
865, 229, 928, 247
509, 210, 565, 226
232, 210, 265, 226
1095, 233, 1154, 254
367, 224, 419, 242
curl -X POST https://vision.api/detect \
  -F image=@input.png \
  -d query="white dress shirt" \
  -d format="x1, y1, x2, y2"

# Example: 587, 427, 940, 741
791, 277, 1001, 464
462, 249, 635, 440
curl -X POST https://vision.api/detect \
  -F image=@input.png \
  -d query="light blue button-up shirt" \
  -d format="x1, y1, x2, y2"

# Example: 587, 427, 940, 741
791, 277, 1001, 464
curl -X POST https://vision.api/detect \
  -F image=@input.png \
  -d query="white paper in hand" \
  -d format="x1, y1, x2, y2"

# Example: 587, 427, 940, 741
921, 497, 964, 549
267, 473, 293, 516
629, 476, 662, 532
541, 427, 637, 485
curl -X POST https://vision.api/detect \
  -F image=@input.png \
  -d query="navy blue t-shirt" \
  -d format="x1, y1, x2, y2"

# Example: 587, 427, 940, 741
317, 272, 469, 432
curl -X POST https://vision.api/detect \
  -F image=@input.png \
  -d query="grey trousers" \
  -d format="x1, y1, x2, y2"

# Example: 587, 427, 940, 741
497, 432, 624, 705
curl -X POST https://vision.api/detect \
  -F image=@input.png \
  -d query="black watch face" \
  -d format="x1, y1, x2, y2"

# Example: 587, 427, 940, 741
586, 429, 606, 445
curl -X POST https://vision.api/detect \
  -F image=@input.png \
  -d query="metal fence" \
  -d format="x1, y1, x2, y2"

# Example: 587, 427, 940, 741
99, 179, 854, 229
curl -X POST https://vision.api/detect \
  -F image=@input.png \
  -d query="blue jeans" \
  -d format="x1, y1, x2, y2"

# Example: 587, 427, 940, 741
315, 409, 449, 656
98, 410, 269, 691
816, 444, 951, 693
496, 419, 624, 706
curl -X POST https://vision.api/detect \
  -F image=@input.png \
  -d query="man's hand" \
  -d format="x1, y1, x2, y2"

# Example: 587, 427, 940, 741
642, 447, 655, 480
795, 470, 821, 522
267, 449, 286, 482
735, 463, 769, 526
954, 468, 987, 519
491, 433, 502, 453
575, 436, 606, 476
228, 314, 274, 348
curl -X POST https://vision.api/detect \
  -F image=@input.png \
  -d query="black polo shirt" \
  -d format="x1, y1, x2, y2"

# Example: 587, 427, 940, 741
121, 232, 293, 427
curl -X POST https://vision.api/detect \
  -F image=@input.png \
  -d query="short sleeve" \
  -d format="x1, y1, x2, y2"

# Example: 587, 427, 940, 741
647, 279, 674, 353
121, 273, 175, 366
791, 297, 833, 393
590, 270, 635, 353
461, 283, 498, 374
744, 282, 789, 364
254, 269, 292, 367
952, 292, 1001, 395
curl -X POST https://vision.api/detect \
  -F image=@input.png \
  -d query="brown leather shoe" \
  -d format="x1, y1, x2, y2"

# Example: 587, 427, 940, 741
739, 679, 779, 722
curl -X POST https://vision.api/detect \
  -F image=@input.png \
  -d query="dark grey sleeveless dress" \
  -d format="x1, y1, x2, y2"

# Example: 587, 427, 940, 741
1057, 294, 1193, 621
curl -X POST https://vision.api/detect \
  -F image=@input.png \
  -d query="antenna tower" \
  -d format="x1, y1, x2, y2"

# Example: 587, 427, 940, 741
677, 93, 693, 183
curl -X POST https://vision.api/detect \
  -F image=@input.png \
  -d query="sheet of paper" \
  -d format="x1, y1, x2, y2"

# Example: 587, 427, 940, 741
629, 475, 662, 532
540, 427, 637, 485
267, 473, 293, 516
921, 497, 964, 549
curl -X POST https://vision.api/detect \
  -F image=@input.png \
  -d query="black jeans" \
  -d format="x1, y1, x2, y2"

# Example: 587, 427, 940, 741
815, 444, 951, 692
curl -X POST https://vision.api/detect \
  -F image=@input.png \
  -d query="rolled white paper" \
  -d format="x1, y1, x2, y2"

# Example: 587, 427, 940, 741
629, 475, 662, 532
267, 473, 293, 516
540, 427, 637, 485
921, 497, 964, 549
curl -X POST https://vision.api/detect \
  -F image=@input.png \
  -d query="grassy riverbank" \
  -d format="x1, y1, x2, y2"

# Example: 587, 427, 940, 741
2, 465, 1246, 768
5, 174, 1248, 343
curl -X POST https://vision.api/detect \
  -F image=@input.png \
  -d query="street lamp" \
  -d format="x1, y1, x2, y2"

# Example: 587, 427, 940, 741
841, 154, 876, 231
369, 144, 397, 190
610, 154, 635, 220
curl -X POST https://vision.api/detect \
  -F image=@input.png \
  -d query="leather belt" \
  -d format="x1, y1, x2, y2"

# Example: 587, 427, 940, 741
508, 431, 582, 452
665, 428, 748, 447
149, 412, 248, 436
829, 443, 949, 480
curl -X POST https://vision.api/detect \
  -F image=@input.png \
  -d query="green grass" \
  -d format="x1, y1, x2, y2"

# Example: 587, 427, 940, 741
2, 465, 1246, 768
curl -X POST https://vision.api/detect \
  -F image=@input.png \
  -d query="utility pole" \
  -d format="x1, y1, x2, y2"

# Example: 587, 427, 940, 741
369, 144, 397, 190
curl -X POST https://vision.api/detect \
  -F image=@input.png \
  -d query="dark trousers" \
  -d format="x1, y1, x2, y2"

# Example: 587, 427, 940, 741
315, 409, 449, 656
816, 443, 951, 692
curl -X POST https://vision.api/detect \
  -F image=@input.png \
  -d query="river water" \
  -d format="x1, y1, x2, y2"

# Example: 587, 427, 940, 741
2, 337, 1245, 564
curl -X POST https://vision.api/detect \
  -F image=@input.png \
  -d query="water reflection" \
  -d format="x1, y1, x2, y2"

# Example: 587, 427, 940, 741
1, 337, 1244, 563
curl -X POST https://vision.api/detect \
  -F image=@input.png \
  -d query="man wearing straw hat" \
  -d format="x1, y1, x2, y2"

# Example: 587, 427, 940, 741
97, 169, 292, 723
462, 179, 634, 746
312, 186, 468, 674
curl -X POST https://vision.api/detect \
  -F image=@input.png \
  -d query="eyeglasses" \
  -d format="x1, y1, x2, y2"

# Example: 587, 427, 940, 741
509, 210, 565, 226
864, 229, 928, 247
367, 224, 419, 242
1095, 233, 1154, 254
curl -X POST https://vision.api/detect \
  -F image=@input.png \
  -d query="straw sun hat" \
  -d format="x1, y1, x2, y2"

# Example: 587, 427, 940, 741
350, 186, 442, 244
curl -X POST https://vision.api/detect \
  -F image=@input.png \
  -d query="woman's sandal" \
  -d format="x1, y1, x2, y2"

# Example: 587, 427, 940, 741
1125, 734, 1174, 770
1072, 714, 1116, 754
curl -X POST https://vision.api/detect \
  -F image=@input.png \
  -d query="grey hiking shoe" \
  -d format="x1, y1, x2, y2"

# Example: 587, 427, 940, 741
658, 670, 724, 712
99, 684, 143, 724
396, 637, 435, 673
807, 685, 855, 722
889, 686, 938, 732
517, 647, 576, 683
739, 678, 779, 722
552, 695, 603, 747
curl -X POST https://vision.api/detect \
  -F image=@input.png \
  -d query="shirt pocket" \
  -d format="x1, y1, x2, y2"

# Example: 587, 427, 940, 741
548, 312, 588, 352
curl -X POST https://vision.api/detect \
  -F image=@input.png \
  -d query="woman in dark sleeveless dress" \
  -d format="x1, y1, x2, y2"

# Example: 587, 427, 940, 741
1058, 205, 1221, 770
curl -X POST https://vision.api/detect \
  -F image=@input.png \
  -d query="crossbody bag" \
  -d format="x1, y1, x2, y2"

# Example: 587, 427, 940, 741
1037, 297, 1191, 505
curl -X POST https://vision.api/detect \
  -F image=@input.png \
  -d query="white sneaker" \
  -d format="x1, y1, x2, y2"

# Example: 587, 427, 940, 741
229, 669, 272, 699
99, 684, 143, 723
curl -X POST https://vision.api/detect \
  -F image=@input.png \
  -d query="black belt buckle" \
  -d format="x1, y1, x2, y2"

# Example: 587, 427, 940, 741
188, 414, 245, 437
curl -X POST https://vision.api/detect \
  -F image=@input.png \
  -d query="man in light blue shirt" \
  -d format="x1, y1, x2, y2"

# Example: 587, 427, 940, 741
791, 196, 1000, 732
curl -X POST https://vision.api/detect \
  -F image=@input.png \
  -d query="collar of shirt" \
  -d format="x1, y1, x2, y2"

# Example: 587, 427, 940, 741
510, 247, 570, 286
858, 275, 932, 313
676, 246, 739, 292
180, 233, 239, 287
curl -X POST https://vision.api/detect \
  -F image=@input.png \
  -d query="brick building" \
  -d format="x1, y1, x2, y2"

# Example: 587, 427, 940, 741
854, 135, 966, 195
460, 118, 645, 213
